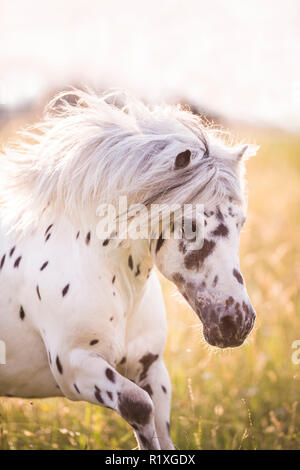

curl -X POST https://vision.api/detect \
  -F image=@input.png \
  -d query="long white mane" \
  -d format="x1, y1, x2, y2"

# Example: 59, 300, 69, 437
0, 89, 250, 232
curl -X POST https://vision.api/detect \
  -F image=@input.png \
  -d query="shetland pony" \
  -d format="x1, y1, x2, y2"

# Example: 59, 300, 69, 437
0, 90, 257, 449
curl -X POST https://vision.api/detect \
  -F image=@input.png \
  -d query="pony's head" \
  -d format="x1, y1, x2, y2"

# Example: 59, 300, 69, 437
151, 139, 257, 349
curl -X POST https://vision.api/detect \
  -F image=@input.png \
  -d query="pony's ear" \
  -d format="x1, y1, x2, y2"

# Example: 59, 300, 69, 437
235, 144, 259, 161
174, 149, 191, 169
235, 145, 249, 161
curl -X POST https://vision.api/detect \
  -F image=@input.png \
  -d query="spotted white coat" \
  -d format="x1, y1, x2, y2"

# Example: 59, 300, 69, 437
0, 90, 258, 450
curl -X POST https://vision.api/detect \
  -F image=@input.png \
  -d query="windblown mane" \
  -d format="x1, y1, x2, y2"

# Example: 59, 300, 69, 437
0, 89, 249, 232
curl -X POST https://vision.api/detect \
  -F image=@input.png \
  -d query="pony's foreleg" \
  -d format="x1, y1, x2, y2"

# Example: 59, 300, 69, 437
138, 358, 175, 450
51, 348, 160, 450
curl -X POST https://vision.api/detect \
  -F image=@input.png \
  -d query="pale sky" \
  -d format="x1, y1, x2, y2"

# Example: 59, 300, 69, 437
0, 0, 299, 131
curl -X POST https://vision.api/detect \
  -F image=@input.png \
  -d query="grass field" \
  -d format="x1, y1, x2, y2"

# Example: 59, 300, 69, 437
0, 119, 299, 450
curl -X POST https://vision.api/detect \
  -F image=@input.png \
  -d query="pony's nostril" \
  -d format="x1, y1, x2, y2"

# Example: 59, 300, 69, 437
220, 315, 237, 337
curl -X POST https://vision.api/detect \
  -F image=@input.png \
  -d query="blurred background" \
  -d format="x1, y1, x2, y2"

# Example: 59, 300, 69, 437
0, 0, 299, 450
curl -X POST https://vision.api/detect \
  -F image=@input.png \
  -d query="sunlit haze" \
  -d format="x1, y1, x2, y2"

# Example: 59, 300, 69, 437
0, 0, 299, 131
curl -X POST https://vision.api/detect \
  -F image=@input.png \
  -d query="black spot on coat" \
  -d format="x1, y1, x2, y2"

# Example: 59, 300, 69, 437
226, 296, 234, 309
139, 352, 159, 381
228, 206, 234, 217
216, 208, 224, 221
212, 223, 229, 237
142, 384, 153, 397
105, 368, 116, 383
40, 261, 49, 271
242, 301, 250, 316
0, 254, 5, 269
94, 385, 104, 403
9, 246, 16, 257
19, 305, 25, 320
233, 269, 244, 285
172, 272, 185, 285
36, 285, 41, 301
118, 393, 152, 426
184, 239, 216, 270
178, 240, 187, 254
14, 256, 22, 268
135, 264, 141, 276
128, 255, 133, 270
56, 356, 63, 374
45, 224, 53, 235
62, 284, 70, 296
85, 232, 91, 245
90, 339, 99, 346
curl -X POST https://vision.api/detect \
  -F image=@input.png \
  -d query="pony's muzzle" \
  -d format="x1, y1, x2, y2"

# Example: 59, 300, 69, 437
197, 300, 256, 348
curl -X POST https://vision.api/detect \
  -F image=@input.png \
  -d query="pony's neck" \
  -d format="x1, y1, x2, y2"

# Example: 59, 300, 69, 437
99, 235, 154, 312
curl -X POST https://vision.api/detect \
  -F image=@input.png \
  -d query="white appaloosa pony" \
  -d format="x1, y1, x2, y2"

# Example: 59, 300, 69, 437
0, 90, 257, 450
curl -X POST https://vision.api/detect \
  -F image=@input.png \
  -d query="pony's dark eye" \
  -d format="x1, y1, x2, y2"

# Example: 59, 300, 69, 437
174, 150, 191, 170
